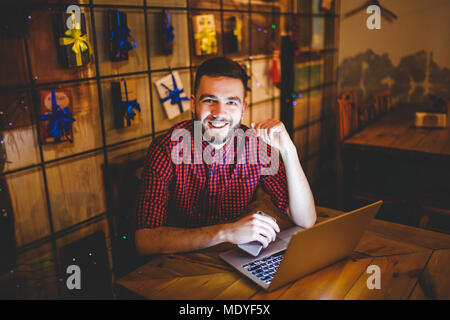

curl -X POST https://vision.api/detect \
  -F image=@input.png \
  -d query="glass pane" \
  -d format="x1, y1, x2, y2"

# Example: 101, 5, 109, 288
151, 69, 192, 134
95, 8, 149, 76
251, 57, 277, 104
101, 74, 152, 146
27, 8, 96, 84
4, 167, 50, 246
1, 90, 40, 172
0, 37, 29, 88
41, 80, 103, 162
46, 152, 106, 232
147, 9, 190, 70
190, 11, 223, 67
252, 100, 275, 123
190, 0, 220, 10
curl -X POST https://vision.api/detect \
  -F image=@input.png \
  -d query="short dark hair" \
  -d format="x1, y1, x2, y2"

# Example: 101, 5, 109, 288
193, 56, 250, 96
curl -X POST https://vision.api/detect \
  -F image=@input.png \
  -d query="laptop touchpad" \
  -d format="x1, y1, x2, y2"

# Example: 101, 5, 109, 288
278, 226, 304, 242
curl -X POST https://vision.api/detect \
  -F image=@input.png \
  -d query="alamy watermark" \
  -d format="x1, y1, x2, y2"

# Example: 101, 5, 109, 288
366, 5, 381, 30
170, 121, 280, 176
366, 264, 381, 290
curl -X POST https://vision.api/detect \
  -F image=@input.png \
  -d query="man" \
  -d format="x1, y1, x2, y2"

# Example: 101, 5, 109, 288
135, 57, 316, 255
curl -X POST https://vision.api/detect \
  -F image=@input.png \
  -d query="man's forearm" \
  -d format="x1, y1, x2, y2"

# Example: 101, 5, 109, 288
135, 224, 226, 255
280, 143, 317, 228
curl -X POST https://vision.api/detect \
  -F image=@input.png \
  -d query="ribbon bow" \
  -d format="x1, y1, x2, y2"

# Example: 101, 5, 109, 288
111, 10, 137, 60
163, 11, 174, 43
233, 18, 243, 52
114, 78, 141, 126
41, 90, 75, 142
160, 73, 189, 114
59, 13, 92, 67
194, 25, 217, 55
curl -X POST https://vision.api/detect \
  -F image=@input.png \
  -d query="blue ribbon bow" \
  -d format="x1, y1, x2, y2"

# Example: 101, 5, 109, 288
163, 12, 174, 42
40, 89, 75, 142
111, 10, 137, 59
160, 73, 189, 113
114, 78, 141, 126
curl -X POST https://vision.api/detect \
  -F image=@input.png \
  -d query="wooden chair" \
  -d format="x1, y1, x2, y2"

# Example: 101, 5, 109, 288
103, 148, 152, 278
337, 91, 358, 141
373, 89, 392, 114
335, 90, 389, 209
336, 91, 359, 209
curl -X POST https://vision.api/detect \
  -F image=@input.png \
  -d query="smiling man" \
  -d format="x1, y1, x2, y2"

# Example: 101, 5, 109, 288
134, 57, 316, 255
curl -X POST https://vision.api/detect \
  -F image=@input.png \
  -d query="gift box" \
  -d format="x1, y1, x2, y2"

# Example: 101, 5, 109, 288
154, 72, 190, 120
192, 14, 217, 56
224, 16, 242, 54
53, 11, 92, 68
161, 10, 174, 55
108, 10, 136, 61
112, 79, 140, 129
39, 89, 74, 144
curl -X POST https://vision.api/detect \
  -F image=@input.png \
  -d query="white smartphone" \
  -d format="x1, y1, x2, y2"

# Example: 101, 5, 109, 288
237, 211, 277, 257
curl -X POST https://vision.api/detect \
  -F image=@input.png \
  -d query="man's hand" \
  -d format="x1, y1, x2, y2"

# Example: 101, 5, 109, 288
222, 212, 280, 248
251, 119, 294, 154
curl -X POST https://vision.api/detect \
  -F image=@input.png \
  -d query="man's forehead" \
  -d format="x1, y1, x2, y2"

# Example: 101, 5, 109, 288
197, 75, 246, 98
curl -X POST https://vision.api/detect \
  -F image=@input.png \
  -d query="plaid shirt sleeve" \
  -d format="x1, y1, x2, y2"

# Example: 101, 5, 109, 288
258, 146, 290, 216
135, 136, 174, 229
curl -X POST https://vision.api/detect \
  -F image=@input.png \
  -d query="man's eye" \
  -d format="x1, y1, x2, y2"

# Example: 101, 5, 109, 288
202, 99, 214, 104
227, 101, 238, 106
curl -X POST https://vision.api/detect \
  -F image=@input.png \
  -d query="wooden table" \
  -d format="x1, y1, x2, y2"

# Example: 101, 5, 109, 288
115, 193, 450, 300
341, 104, 450, 232
343, 104, 450, 159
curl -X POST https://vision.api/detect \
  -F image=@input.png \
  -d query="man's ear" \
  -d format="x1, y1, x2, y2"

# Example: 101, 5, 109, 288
241, 100, 248, 120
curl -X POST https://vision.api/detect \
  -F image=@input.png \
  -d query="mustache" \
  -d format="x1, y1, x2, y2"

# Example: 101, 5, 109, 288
204, 117, 232, 123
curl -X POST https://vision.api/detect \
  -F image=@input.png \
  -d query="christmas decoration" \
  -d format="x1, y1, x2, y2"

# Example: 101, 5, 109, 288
162, 10, 174, 55
268, 48, 281, 87
154, 71, 190, 120
224, 16, 243, 54
193, 14, 217, 56
112, 78, 141, 129
54, 11, 92, 68
39, 89, 75, 144
108, 10, 137, 61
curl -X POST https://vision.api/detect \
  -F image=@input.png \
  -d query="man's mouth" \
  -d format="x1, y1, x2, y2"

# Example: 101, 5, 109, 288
207, 121, 230, 129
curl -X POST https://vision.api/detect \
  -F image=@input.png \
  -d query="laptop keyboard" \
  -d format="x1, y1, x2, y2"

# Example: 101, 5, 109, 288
242, 250, 286, 284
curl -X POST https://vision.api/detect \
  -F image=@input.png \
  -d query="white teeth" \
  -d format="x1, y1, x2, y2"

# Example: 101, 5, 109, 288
209, 121, 228, 128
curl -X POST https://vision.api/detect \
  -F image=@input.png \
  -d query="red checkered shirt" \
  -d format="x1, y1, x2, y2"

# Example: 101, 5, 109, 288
136, 120, 289, 229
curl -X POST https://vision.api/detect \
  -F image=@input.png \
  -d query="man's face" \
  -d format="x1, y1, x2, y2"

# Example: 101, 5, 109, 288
192, 75, 248, 145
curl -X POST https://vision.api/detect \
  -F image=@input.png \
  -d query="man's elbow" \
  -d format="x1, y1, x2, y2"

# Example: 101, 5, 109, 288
302, 214, 317, 228
288, 207, 317, 228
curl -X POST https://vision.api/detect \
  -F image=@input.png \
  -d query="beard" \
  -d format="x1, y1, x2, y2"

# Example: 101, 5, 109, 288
198, 115, 241, 145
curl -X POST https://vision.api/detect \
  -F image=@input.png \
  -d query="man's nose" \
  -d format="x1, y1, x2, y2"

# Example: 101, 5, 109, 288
210, 101, 226, 117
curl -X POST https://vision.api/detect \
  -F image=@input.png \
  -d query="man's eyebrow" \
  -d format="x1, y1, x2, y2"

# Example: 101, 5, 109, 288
198, 95, 242, 104
198, 94, 218, 100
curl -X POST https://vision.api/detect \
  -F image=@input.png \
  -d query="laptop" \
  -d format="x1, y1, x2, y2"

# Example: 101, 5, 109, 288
220, 201, 383, 291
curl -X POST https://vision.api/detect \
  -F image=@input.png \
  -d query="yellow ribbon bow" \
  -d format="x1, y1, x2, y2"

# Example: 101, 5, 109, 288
194, 26, 217, 55
59, 17, 92, 67
233, 18, 243, 52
